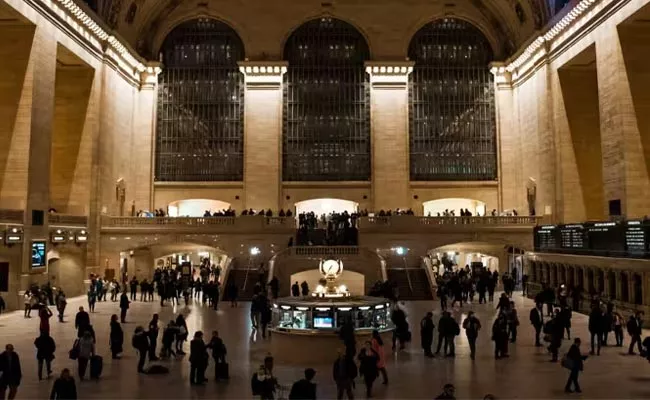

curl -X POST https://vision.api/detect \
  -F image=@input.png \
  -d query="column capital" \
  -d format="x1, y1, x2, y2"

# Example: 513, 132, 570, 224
364, 61, 414, 87
238, 61, 288, 88
139, 61, 162, 90
489, 61, 512, 88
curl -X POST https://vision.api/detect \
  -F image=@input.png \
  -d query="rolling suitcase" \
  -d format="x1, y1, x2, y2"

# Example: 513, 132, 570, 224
215, 362, 229, 380
90, 355, 103, 379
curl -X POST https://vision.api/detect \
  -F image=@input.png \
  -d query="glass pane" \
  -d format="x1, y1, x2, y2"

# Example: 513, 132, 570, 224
283, 18, 371, 181
155, 18, 245, 182
408, 18, 497, 181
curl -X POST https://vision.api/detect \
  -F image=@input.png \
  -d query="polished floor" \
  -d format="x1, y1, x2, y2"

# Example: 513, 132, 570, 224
1, 292, 650, 399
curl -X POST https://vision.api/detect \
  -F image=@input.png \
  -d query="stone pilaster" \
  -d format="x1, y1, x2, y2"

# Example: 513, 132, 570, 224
239, 62, 286, 212
491, 63, 518, 213
22, 27, 57, 275
365, 62, 413, 211
135, 62, 162, 211
596, 25, 650, 218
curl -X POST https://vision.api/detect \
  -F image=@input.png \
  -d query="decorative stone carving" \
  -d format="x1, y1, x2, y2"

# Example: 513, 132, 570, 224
115, 178, 126, 217
526, 177, 537, 216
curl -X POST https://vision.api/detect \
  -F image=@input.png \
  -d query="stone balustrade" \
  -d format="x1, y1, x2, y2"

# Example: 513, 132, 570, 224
100, 214, 542, 233
0, 209, 24, 224
49, 214, 88, 227
290, 246, 360, 256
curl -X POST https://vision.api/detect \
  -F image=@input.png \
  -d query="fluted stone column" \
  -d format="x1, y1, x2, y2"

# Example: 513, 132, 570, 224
239, 62, 287, 212
365, 62, 413, 211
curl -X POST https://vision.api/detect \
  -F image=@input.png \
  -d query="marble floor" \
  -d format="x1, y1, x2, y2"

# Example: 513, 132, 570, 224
1, 293, 650, 399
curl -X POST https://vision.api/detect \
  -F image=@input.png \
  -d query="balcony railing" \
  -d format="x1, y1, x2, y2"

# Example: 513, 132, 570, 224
100, 214, 542, 232
101, 215, 296, 231
0, 209, 24, 224
49, 214, 88, 227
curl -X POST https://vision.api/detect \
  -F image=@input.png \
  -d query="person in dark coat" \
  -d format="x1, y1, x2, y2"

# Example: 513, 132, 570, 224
131, 326, 149, 373
189, 331, 208, 385
74, 307, 90, 338
564, 338, 588, 393
548, 311, 564, 362
463, 311, 481, 360
300, 281, 309, 296
129, 277, 139, 301
119, 292, 130, 323
227, 282, 238, 307
291, 282, 300, 297
530, 303, 544, 346
49, 368, 77, 399
358, 341, 379, 398
0, 344, 22, 400
339, 318, 357, 360
391, 305, 409, 351
627, 312, 643, 355
109, 315, 124, 359
492, 313, 509, 359
588, 306, 603, 356
332, 352, 357, 400
34, 332, 56, 380
420, 312, 435, 357
289, 368, 316, 400
175, 314, 188, 355
436, 311, 456, 357
148, 314, 160, 361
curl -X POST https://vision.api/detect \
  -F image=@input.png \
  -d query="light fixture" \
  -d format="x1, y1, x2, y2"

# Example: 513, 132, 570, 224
249, 246, 260, 256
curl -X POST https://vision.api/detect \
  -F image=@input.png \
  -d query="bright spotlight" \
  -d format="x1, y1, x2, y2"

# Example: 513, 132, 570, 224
250, 247, 260, 256
395, 247, 406, 256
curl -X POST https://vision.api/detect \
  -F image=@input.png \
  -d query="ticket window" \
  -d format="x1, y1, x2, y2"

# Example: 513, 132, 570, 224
278, 306, 293, 328
373, 304, 389, 329
336, 308, 353, 328
293, 308, 312, 329
356, 307, 373, 329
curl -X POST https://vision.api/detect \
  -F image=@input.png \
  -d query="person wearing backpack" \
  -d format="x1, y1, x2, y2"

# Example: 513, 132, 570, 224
463, 311, 481, 360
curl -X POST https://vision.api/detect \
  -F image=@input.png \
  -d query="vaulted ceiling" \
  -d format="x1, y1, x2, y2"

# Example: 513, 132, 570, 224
87, 0, 555, 61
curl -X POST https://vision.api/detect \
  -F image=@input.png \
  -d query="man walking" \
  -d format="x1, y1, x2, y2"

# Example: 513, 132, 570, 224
463, 311, 481, 360
627, 312, 643, 355
529, 303, 544, 347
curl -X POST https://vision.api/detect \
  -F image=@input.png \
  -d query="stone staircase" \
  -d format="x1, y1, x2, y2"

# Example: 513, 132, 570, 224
386, 268, 434, 300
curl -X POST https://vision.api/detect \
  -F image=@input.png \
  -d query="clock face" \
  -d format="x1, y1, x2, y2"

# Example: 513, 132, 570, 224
321, 259, 341, 275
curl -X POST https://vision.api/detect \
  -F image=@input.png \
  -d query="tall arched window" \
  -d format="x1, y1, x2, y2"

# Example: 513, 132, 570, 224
156, 18, 245, 181
283, 17, 371, 181
408, 18, 496, 181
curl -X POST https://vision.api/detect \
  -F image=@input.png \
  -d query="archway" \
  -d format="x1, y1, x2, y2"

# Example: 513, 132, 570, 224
294, 198, 359, 217
429, 242, 507, 274
168, 199, 232, 217
290, 269, 365, 296
423, 198, 487, 217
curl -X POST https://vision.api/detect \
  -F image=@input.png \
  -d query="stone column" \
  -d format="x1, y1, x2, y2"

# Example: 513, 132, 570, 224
21, 27, 57, 278
596, 26, 650, 217
365, 62, 413, 211
603, 269, 610, 298
239, 62, 287, 211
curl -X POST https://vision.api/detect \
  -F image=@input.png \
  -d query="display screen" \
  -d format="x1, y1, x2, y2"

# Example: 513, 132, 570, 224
586, 221, 624, 252
560, 224, 586, 250
313, 317, 333, 328
31, 240, 46, 268
625, 221, 647, 254
534, 225, 558, 251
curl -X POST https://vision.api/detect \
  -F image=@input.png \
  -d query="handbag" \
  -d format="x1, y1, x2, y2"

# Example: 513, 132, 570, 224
69, 340, 80, 360
560, 355, 574, 370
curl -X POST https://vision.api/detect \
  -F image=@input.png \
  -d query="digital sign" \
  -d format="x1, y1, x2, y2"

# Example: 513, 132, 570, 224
625, 221, 648, 255
559, 224, 586, 250
31, 240, 46, 268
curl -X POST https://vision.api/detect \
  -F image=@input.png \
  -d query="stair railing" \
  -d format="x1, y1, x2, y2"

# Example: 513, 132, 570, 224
403, 257, 414, 294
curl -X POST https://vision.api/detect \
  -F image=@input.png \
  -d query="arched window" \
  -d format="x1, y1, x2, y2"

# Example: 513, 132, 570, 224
156, 18, 245, 181
408, 18, 497, 181
283, 17, 371, 181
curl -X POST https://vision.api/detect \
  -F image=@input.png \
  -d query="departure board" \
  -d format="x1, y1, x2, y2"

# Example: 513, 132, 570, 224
624, 221, 647, 255
559, 224, 586, 250
586, 221, 624, 252
535, 225, 559, 251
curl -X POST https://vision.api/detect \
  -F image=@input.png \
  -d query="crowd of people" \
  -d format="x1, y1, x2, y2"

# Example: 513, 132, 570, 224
296, 211, 359, 246
4, 260, 650, 399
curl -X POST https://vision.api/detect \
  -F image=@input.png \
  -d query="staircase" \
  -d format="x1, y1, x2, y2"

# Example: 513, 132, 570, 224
223, 258, 265, 301
386, 268, 434, 300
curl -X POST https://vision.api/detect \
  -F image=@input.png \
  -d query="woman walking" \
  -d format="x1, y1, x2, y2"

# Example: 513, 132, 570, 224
39, 306, 53, 335
371, 330, 388, 385
358, 341, 379, 398
175, 314, 188, 355
109, 315, 124, 359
